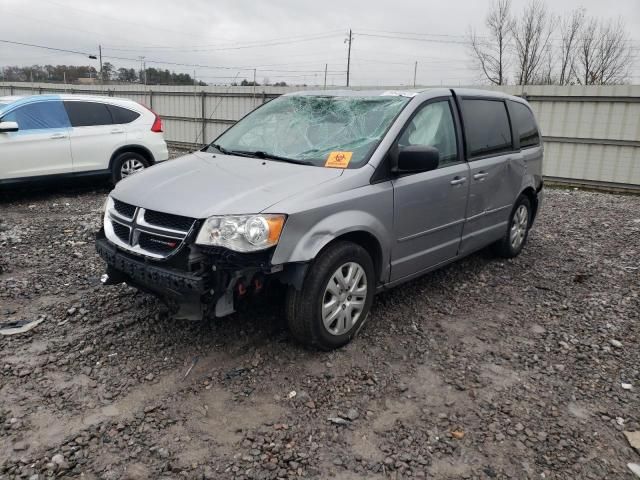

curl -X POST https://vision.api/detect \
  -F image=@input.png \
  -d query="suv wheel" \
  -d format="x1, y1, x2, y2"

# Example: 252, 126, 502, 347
493, 194, 532, 258
112, 152, 148, 183
286, 241, 375, 350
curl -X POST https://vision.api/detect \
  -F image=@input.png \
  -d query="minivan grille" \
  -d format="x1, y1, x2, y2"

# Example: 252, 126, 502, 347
113, 199, 136, 218
112, 221, 130, 243
105, 198, 195, 259
138, 232, 180, 255
144, 209, 195, 232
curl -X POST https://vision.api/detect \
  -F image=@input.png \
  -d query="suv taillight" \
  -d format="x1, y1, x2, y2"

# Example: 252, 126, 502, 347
150, 113, 163, 133
138, 102, 163, 133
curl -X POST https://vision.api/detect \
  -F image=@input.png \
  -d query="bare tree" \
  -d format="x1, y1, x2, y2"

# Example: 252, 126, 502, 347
594, 18, 632, 84
536, 44, 556, 85
577, 18, 599, 85
511, 0, 556, 85
558, 8, 585, 85
577, 17, 632, 85
468, 0, 514, 85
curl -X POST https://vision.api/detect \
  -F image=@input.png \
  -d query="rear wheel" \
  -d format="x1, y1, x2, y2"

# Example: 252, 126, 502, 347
286, 241, 375, 350
493, 195, 532, 258
111, 152, 148, 183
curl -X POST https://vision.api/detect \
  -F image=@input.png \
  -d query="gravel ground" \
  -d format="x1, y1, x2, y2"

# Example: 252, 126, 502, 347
0, 162, 639, 479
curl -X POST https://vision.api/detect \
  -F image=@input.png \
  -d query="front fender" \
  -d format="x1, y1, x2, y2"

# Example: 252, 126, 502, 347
271, 204, 393, 283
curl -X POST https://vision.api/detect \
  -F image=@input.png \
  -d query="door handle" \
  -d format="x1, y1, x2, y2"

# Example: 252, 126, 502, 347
50, 133, 67, 139
473, 172, 489, 180
110, 128, 125, 134
450, 176, 467, 186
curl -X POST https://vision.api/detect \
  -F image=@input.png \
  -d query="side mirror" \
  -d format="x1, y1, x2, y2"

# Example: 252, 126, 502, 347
393, 145, 439, 174
0, 121, 19, 133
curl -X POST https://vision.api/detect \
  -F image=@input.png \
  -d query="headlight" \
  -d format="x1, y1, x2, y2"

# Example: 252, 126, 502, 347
195, 214, 286, 252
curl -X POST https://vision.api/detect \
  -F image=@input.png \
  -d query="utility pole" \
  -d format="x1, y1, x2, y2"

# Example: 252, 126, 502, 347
139, 56, 146, 85
193, 70, 198, 145
413, 61, 418, 88
99, 45, 103, 84
252, 68, 257, 106
345, 29, 353, 87
324, 63, 328, 90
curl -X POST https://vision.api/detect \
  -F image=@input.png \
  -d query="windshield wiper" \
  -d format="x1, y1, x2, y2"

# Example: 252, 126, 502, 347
210, 144, 262, 159
210, 145, 314, 165
232, 150, 314, 166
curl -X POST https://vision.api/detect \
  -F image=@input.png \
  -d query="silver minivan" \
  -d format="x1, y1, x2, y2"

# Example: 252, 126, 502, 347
96, 88, 543, 350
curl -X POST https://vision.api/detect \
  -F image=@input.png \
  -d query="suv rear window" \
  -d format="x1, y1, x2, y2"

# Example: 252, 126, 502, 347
64, 101, 113, 127
108, 105, 140, 124
510, 101, 540, 148
461, 99, 512, 158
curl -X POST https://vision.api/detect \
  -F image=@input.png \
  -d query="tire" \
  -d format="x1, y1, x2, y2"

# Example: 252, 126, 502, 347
285, 241, 375, 351
493, 194, 532, 258
111, 152, 149, 183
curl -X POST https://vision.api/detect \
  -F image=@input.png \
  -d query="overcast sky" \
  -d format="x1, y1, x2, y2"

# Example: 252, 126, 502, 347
1, 0, 638, 86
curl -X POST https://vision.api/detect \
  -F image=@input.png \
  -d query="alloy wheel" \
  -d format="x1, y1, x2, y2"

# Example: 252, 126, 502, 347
510, 204, 529, 249
322, 262, 368, 336
120, 158, 146, 178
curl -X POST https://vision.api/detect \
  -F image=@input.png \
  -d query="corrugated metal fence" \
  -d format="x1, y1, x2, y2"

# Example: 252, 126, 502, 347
1, 82, 639, 189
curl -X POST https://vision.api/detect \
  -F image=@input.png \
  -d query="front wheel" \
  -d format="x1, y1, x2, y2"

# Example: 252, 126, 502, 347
286, 241, 375, 350
493, 195, 532, 258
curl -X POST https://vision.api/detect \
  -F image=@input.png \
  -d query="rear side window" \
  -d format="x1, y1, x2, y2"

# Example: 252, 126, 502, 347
460, 99, 512, 158
108, 105, 140, 124
64, 101, 113, 127
510, 101, 540, 148
2, 101, 70, 130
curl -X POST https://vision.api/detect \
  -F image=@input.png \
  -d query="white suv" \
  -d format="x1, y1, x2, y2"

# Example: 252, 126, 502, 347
0, 94, 169, 185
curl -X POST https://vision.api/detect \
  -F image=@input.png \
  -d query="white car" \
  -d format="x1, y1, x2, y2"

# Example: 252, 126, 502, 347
0, 94, 169, 185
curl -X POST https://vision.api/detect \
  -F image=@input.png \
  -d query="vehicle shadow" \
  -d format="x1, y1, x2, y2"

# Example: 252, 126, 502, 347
0, 178, 111, 204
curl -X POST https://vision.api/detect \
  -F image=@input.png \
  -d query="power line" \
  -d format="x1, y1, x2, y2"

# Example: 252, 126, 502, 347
358, 28, 471, 40
43, 0, 206, 39
0, 39, 345, 77
358, 27, 640, 47
0, 39, 95, 57
102, 31, 345, 52
355, 32, 469, 46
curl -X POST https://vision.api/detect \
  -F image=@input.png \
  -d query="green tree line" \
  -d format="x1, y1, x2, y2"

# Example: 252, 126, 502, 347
0, 62, 206, 85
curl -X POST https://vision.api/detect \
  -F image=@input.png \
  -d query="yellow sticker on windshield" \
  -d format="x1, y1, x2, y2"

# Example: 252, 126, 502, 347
325, 151, 353, 169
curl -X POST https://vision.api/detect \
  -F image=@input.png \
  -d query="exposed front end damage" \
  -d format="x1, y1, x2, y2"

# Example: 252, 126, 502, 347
96, 228, 305, 320
96, 196, 306, 321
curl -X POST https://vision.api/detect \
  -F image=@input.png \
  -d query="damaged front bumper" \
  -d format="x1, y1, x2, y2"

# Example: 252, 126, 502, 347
96, 237, 206, 294
95, 229, 287, 320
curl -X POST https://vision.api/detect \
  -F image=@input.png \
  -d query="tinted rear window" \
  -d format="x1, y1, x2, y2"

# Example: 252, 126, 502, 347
510, 101, 540, 148
64, 101, 113, 127
1, 101, 70, 130
108, 105, 140, 124
461, 99, 512, 157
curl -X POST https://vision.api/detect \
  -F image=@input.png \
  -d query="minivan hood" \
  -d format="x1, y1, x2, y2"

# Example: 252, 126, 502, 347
111, 151, 343, 218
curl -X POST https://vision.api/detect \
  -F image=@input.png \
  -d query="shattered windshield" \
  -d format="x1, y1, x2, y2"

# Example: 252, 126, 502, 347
207, 95, 410, 168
